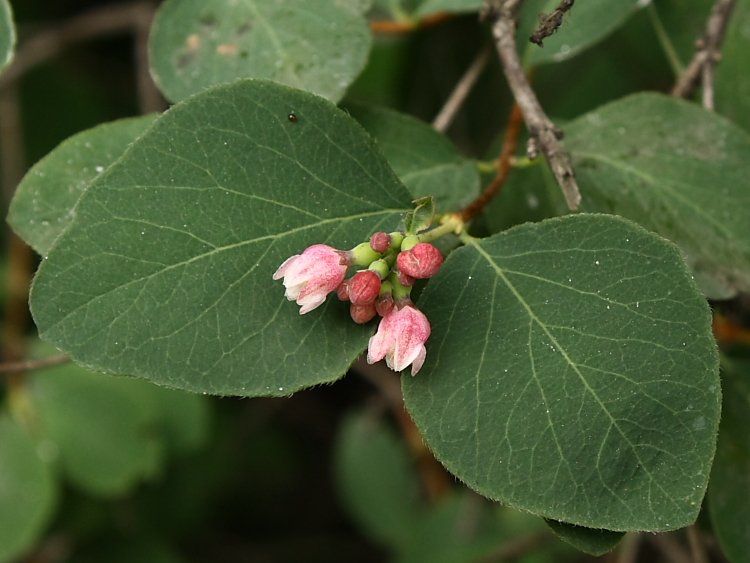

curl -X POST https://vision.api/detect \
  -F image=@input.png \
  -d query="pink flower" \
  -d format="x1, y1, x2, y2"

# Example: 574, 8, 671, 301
367, 305, 431, 375
273, 244, 347, 314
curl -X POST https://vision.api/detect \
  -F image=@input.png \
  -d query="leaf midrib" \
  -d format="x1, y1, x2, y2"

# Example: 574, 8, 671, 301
38, 208, 405, 334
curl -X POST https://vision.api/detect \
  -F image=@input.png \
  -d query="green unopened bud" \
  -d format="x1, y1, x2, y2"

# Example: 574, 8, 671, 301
388, 231, 404, 250
400, 235, 420, 252
350, 242, 380, 266
379, 280, 393, 296
388, 271, 412, 301
368, 259, 390, 280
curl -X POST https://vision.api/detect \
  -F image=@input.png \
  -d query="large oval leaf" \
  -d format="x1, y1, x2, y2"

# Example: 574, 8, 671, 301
30, 80, 412, 397
566, 93, 750, 299
403, 214, 719, 531
148, 0, 371, 103
9, 116, 156, 256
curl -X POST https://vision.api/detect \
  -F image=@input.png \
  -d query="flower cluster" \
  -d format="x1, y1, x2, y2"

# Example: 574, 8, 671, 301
273, 231, 444, 375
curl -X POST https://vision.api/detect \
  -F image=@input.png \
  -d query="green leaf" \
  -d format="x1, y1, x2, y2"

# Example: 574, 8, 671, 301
335, 411, 421, 547
405, 196, 436, 234
8, 116, 157, 256
403, 214, 720, 531
348, 104, 480, 213
708, 358, 750, 563
545, 520, 623, 556
716, 0, 750, 133
148, 0, 372, 103
31, 80, 412, 397
29, 345, 211, 495
0, 415, 56, 563
414, 0, 481, 18
0, 0, 15, 73
31, 365, 165, 496
520, 0, 642, 66
566, 93, 750, 299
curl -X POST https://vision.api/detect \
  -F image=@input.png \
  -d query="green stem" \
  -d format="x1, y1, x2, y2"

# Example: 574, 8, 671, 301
419, 215, 464, 243
476, 159, 498, 174
457, 230, 480, 246
646, 3, 684, 76
511, 156, 540, 169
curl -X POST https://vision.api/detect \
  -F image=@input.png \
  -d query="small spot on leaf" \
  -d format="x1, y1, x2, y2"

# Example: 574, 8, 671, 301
236, 21, 253, 36
199, 14, 216, 28
216, 43, 238, 56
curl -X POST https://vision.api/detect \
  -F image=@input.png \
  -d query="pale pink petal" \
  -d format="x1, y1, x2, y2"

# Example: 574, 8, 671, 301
367, 325, 390, 364
411, 346, 426, 375
273, 254, 299, 280
298, 293, 327, 314
273, 244, 348, 314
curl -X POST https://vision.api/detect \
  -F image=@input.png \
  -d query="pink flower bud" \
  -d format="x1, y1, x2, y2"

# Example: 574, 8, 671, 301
336, 281, 349, 302
396, 243, 444, 279
396, 270, 415, 287
369, 231, 391, 253
348, 271, 381, 305
273, 244, 347, 314
367, 305, 431, 375
350, 303, 377, 324
375, 294, 394, 317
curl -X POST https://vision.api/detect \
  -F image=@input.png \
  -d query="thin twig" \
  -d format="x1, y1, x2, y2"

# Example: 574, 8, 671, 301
432, 44, 492, 133
369, 11, 453, 34
671, 0, 737, 109
355, 357, 452, 501
478, 531, 550, 562
686, 525, 709, 563
650, 533, 693, 563
0, 1, 156, 90
458, 101, 523, 221
485, 0, 581, 209
616, 532, 642, 563
529, 0, 574, 47
0, 354, 71, 376
0, 86, 32, 397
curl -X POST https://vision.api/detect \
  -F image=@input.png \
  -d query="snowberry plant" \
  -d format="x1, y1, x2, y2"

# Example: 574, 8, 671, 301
2, 0, 750, 560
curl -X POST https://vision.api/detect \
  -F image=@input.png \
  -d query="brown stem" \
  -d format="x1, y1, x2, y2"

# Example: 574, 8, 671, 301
432, 44, 492, 133
616, 533, 642, 563
529, 0, 575, 47
478, 532, 550, 562
650, 533, 693, 563
0, 86, 32, 396
458, 101, 523, 221
0, 354, 71, 376
485, 0, 581, 209
369, 11, 453, 34
355, 358, 452, 501
671, 0, 736, 109
686, 525, 709, 563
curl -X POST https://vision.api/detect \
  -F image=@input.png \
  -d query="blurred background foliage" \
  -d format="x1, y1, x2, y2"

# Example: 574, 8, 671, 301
0, 0, 747, 561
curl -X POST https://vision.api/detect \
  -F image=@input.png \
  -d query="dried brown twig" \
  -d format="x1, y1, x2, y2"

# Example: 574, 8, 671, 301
671, 0, 736, 110
432, 44, 493, 133
529, 0, 575, 47
0, 1, 162, 113
483, 0, 581, 210
0, 354, 70, 376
